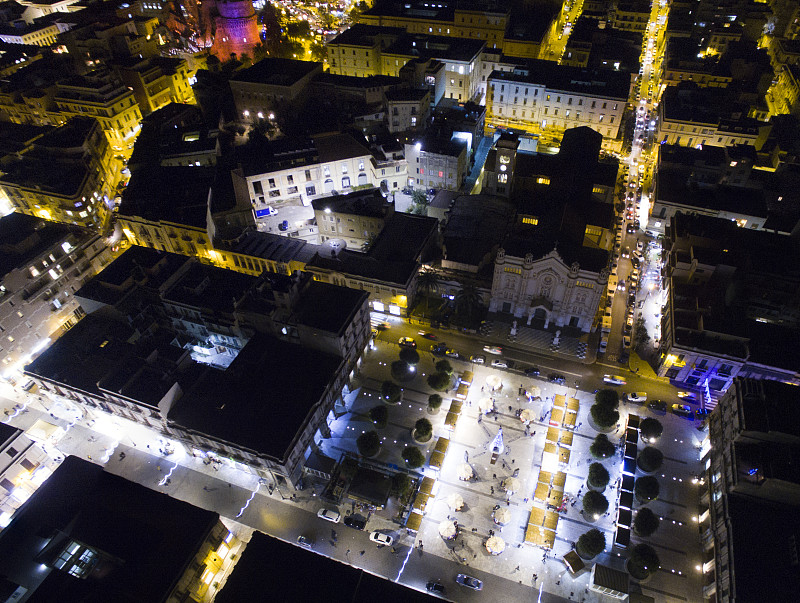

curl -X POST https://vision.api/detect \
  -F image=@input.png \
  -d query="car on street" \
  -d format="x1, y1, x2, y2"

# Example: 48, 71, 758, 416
627, 392, 647, 403
21, 380, 36, 392
376, 322, 390, 330
371, 328, 379, 338
549, 373, 566, 385
695, 408, 711, 420
677, 391, 698, 401
369, 532, 394, 546
603, 374, 627, 385
445, 349, 459, 358
317, 508, 341, 523
621, 247, 631, 259
344, 515, 366, 530
297, 535, 314, 549
524, 366, 541, 377
431, 343, 447, 355
426, 581, 446, 595
398, 337, 416, 348
470, 354, 486, 364
455, 574, 483, 591
671, 403, 694, 418
647, 399, 667, 412
622, 335, 631, 348
418, 331, 437, 340
483, 345, 503, 355
491, 359, 508, 369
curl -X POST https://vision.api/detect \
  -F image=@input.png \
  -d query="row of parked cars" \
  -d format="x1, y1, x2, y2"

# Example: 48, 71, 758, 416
622, 391, 709, 419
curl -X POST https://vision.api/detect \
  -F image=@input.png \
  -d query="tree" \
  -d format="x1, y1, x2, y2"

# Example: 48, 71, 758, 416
454, 282, 482, 324
637, 446, 664, 473
633, 507, 660, 537
391, 473, 412, 499
427, 371, 450, 391
591, 403, 620, 429
639, 418, 663, 442
369, 406, 388, 429
634, 476, 660, 502
590, 434, 616, 459
587, 462, 611, 490
595, 389, 620, 409
416, 268, 440, 310
391, 360, 414, 382
399, 347, 420, 365
633, 315, 651, 350
414, 418, 433, 442
435, 359, 453, 375
627, 543, 660, 580
381, 380, 402, 404
411, 189, 429, 206
427, 393, 443, 412
582, 490, 609, 519
357, 430, 380, 457
402, 446, 425, 468
576, 528, 606, 559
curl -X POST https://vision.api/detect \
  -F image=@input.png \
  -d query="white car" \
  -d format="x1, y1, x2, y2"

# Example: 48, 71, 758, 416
603, 374, 627, 385
491, 359, 508, 369
627, 391, 647, 403
483, 345, 502, 355
470, 354, 486, 364
369, 531, 394, 546
317, 508, 341, 523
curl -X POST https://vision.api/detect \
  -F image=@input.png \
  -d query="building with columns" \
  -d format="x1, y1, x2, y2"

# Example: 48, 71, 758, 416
484, 127, 618, 333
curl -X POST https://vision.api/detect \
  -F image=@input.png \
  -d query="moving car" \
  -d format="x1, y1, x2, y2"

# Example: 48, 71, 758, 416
626, 392, 647, 403
344, 515, 366, 530
317, 508, 341, 523
398, 337, 416, 348
369, 532, 394, 546
426, 581, 446, 595
603, 374, 627, 385
418, 331, 437, 340
470, 354, 486, 364
483, 345, 503, 355
695, 408, 711, 420
677, 391, 697, 401
491, 359, 508, 369
297, 535, 314, 549
455, 574, 483, 591
549, 373, 566, 385
671, 404, 694, 418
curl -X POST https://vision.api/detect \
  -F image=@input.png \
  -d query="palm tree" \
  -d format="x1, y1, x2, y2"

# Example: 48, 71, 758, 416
416, 268, 440, 312
454, 282, 481, 324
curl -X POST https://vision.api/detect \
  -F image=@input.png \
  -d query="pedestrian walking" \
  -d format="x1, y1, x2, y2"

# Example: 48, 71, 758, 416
491, 486, 494, 494
493, 473, 497, 479
360, 550, 365, 556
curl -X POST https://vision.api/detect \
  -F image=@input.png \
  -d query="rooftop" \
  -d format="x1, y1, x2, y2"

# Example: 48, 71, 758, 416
489, 59, 632, 100
310, 187, 391, 218
294, 280, 368, 335
230, 58, 321, 86
0, 455, 219, 603
0, 213, 69, 281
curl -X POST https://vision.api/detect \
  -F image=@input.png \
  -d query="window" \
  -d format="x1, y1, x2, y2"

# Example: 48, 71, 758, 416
306, 185, 316, 196
305, 169, 312, 181
342, 176, 351, 187
287, 175, 294, 184
253, 181, 263, 195
522, 216, 538, 225
269, 190, 280, 198
268, 178, 276, 188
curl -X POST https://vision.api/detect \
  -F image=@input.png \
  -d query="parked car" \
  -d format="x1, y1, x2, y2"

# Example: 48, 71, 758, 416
426, 581, 446, 594
622, 335, 631, 348
278, 220, 289, 231
695, 408, 711, 420
483, 345, 503, 355
398, 337, 416, 348
671, 403, 694, 418
647, 399, 667, 412
603, 374, 627, 385
455, 574, 483, 590
431, 343, 447, 356
445, 349, 460, 358
317, 508, 341, 523
549, 373, 566, 385
626, 392, 647, 403
369, 532, 394, 546
491, 359, 508, 369
470, 354, 486, 364
297, 535, 314, 549
21, 380, 36, 392
344, 515, 366, 530
371, 328, 379, 338
418, 331, 437, 340
524, 366, 541, 377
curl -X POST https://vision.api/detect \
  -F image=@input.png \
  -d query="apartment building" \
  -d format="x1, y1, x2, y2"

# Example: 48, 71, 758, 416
357, 0, 509, 50
486, 60, 631, 146
115, 56, 196, 116
609, 1, 651, 33
0, 12, 74, 46
0, 116, 121, 229
0, 423, 53, 525
312, 187, 393, 249
404, 133, 469, 191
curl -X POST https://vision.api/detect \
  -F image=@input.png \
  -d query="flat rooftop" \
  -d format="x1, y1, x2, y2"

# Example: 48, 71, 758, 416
0, 455, 219, 603
294, 280, 368, 336
119, 166, 214, 228
489, 59, 632, 100
230, 58, 321, 86
310, 187, 390, 218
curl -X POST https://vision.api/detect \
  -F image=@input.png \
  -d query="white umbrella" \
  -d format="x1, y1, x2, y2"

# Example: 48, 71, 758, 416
486, 374, 502, 391
477, 397, 494, 414
527, 386, 542, 399
502, 477, 520, 494
493, 507, 511, 525
519, 408, 535, 423
447, 492, 464, 511
457, 463, 473, 480
485, 535, 506, 554
439, 520, 457, 540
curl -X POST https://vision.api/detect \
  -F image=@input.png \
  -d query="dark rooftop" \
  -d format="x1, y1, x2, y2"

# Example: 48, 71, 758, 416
294, 280, 368, 336
119, 166, 214, 228
171, 331, 343, 460
310, 187, 391, 218
0, 213, 69, 281
230, 58, 321, 86
0, 456, 219, 603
